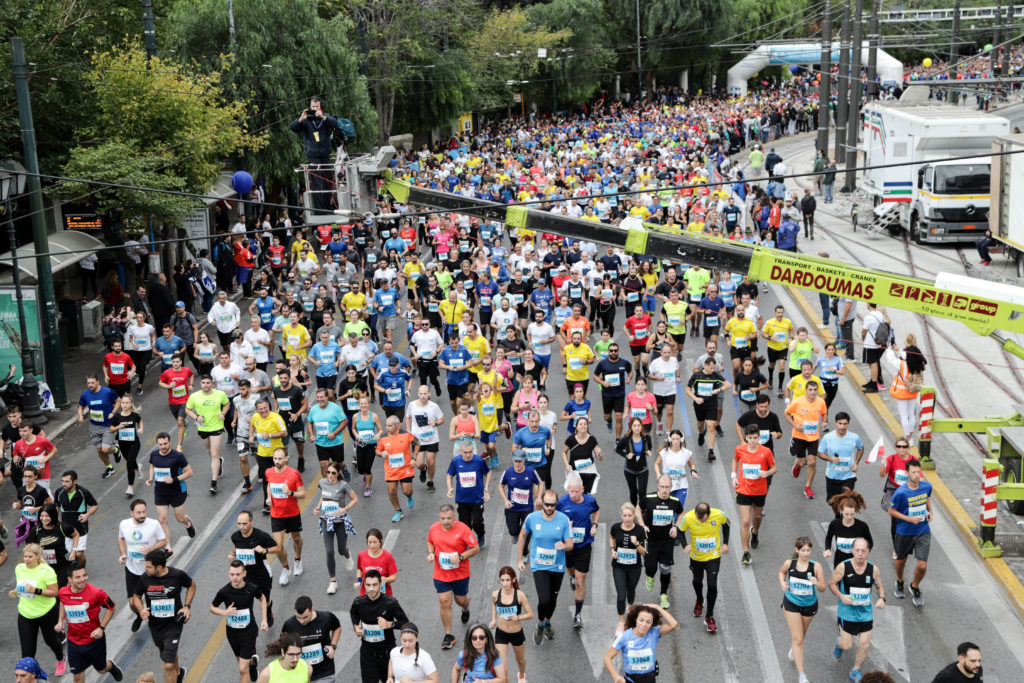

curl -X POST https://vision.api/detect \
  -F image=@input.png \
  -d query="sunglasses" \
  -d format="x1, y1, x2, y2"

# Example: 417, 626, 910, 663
471, 634, 488, 641
542, 502, 557, 508
896, 444, 909, 448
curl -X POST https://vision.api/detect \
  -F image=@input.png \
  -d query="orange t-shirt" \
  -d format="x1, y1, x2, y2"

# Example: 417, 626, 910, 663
377, 432, 417, 481
785, 396, 828, 441
733, 445, 775, 496
560, 316, 591, 340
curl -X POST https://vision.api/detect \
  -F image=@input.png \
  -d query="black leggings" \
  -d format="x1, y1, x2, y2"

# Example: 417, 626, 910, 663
691, 557, 721, 618
356, 443, 377, 475
598, 301, 616, 331
321, 522, 351, 578
257, 456, 272, 500
532, 570, 564, 623
624, 469, 649, 508
418, 360, 441, 394
644, 546, 673, 596
119, 440, 141, 485
18, 603, 64, 660
534, 461, 552, 491
129, 350, 151, 385
822, 381, 838, 408
613, 563, 642, 615
457, 502, 485, 540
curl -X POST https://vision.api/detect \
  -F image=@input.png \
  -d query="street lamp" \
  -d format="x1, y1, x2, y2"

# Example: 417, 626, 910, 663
0, 160, 46, 425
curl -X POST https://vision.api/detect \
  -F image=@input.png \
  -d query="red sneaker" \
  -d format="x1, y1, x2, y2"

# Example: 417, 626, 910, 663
791, 462, 801, 478
705, 616, 717, 633
693, 601, 704, 618
804, 486, 815, 499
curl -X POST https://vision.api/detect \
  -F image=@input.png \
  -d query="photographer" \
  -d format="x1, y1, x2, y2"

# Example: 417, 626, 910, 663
290, 97, 339, 213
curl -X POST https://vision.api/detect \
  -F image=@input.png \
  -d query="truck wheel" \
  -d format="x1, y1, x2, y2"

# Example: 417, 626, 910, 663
910, 215, 924, 245
1000, 456, 1024, 515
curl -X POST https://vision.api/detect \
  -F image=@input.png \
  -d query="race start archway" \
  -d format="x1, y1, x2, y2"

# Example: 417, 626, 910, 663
727, 42, 903, 97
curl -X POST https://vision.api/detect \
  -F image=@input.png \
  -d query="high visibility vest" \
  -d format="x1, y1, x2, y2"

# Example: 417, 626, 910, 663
889, 359, 918, 400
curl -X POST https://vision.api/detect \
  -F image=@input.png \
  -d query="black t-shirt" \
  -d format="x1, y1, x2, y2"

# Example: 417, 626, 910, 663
931, 662, 983, 683
595, 357, 632, 397
149, 449, 189, 498
640, 493, 684, 542
16, 483, 51, 511
230, 528, 276, 587
454, 273, 478, 304
274, 384, 306, 424
686, 371, 727, 405
28, 522, 74, 571
349, 594, 408, 651
110, 412, 143, 447
135, 567, 193, 621
282, 610, 343, 679
825, 517, 873, 566
517, 361, 544, 385
55, 485, 99, 535
212, 581, 265, 633
610, 522, 647, 567
736, 282, 759, 303
734, 371, 768, 404
508, 280, 531, 311
655, 279, 685, 299
564, 434, 599, 469
736, 409, 783, 454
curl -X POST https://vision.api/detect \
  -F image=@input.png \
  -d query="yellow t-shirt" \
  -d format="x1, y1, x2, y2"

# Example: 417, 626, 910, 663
282, 323, 311, 359
341, 292, 367, 313
787, 373, 823, 401
438, 299, 468, 326
724, 318, 756, 350
762, 317, 795, 351
250, 412, 286, 458
478, 393, 501, 432
563, 343, 595, 382
462, 335, 491, 375
289, 239, 317, 262
678, 508, 729, 562
402, 262, 425, 283
662, 301, 689, 335
476, 368, 505, 408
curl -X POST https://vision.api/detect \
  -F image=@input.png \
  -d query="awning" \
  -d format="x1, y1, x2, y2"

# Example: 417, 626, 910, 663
205, 172, 238, 207
0, 230, 105, 282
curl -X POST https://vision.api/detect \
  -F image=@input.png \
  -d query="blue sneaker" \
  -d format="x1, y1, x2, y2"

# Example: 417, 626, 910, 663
831, 637, 843, 662
391, 510, 404, 523
407, 495, 415, 510
850, 669, 863, 682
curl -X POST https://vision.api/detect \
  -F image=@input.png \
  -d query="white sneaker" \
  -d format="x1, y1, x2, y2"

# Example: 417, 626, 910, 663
279, 567, 291, 586
788, 647, 794, 661
293, 559, 304, 576
345, 555, 355, 571
327, 580, 338, 595
125, 485, 134, 497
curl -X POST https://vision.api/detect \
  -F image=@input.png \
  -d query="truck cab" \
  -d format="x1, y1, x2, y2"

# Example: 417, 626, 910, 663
914, 157, 992, 243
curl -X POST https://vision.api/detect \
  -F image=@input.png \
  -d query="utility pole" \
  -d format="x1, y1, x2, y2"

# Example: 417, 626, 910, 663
834, 3, 851, 168
636, 0, 643, 100
843, 0, 864, 192
993, 0, 1002, 76
817, 0, 832, 156
227, 0, 236, 50
866, 0, 880, 99
950, 0, 961, 104
140, 0, 157, 59
1003, 0, 1015, 77
10, 38, 65, 407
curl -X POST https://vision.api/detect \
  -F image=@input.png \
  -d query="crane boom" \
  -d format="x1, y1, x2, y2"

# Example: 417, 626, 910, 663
381, 176, 1024, 353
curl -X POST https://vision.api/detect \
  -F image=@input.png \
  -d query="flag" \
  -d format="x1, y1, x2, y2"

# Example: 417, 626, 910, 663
865, 436, 885, 464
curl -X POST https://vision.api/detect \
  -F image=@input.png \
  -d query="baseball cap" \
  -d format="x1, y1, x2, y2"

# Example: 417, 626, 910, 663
388, 357, 399, 366
511, 450, 526, 461
175, 300, 185, 308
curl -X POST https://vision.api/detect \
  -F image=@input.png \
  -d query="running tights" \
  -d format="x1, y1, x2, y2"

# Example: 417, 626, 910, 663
613, 564, 642, 615
532, 570, 564, 623
18, 604, 63, 661
321, 525, 351, 579
418, 360, 442, 395
691, 557, 721, 618
623, 469, 649, 508
643, 553, 672, 596
120, 441, 140, 485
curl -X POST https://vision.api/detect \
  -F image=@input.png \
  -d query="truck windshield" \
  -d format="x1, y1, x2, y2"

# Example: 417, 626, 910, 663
933, 164, 990, 194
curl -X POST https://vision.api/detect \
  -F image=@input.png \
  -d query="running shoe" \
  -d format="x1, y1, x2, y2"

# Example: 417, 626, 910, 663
442, 633, 457, 650
346, 555, 355, 571
750, 530, 759, 549
777, 390, 784, 399
573, 613, 583, 630
693, 601, 703, 618
741, 551, 751, 565
715, 424, 724, 437
131, 615, 143, 633
297, 457, 305, 473
240, 481, 253, 495
364, 487, 373, 498
798, 673, 809, 683
544, 622, 554, 640
110, 661, 125, 682
893, 579, 905, 599
656, 423, 663, 436
177, 666, 187, 683
186, 522, 197, 538
876, 382, 886, 390
707, 449, 716, 462
478, 533, 486, 549
831, 637, 843, 662
659, 594, 669, 609
645, 576, 655, 591
113, 446, 122, 463
533, 625, 544, 645
293, 559, 303, 576
279, 567, 290, 586
697, 431, 705, 446
911, 585, 923, 607
391, 510, 404, 523
327, 580, 337, 595
125, 485, 134, 498
0, 522, 7, 539
850, 669, 863, 682
504, 423, 512, 439
248, 656, 259, 683
102, 466, 115, 479
704, 616, 717, 633
135, 387, 144, 396
803, 486, 814, 500
209, 481, 218, 495
407, 494, 415, 510
262, 504, 271, 515
862, 385, 878, 394
792, 462, 801, 478
788, 648, 794, 661
54, 661, 68, 677
461, 609, 471, 624
419, 467, 427, 483
606, 420, 613, 433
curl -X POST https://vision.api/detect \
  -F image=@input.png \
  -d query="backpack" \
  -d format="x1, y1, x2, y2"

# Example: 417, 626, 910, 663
214, 241, 233, 269
102, 320, 124, 349
872, 314, 891, 346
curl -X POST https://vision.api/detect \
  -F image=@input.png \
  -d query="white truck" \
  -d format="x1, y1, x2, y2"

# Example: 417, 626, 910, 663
860, 103, 1010, 244
989, 134, 1024, 266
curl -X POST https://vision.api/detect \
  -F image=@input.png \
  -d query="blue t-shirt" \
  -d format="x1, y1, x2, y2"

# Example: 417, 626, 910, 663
562, 398, 592, 432
370, 352, 411, 376
327, 240, 347, 263
815, 356, 843, 384
154, 335, 186, 368
309, 342, 342, 377
447, 455, 490, 504
552, 306, 573, 329
438, 346, 472, 385
530, 288, 554, 317
455, 651, 502, 681
476, 282, 499, 311
254, 297, 276, 328
513, 426, 550, 467
307, 402, 345, 447
383, 237, 406, 255
376, 370, 410, 407
556, 493, 600, 548
890, 481, 933, 536
500, 466, 540, 512
819, 431, 863, 481
523, 510, 572, 573
699, 296, 726, 326
613, 625, 660, 675
374, 288, 399, 317
78, 386, 120, 426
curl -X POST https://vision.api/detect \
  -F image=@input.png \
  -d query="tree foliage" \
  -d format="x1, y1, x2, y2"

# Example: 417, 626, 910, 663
528, 0, 615, 107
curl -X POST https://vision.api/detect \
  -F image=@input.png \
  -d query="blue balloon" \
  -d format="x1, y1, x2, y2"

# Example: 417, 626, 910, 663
789, 65, 799, 74
231, 170, 254, 195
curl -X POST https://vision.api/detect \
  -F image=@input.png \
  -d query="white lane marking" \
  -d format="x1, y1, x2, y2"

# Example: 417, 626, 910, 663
384, 528, 400, 551
574, 524, 620, 679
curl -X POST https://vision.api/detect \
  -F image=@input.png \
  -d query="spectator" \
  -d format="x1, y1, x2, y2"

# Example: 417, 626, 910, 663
823, 159, 837, 204
800, 187, 816, 240
172, 262, 196, 313
100, 271, 123, 307
764, 147, 782, 176
79, 253, 98, 298
129, 284, 151, 321
148, 272, 177, 331
977, 229, 997, 266
290, 97, 339, 213
196, 251, 217, 312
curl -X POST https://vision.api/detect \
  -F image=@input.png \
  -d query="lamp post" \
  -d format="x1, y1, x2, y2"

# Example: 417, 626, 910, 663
0, 163, 46, 425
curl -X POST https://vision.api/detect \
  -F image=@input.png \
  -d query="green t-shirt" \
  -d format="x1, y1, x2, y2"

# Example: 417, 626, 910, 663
185, 390, 229, 432
788, 339, 816, 371
435, 270, 454, 293
662, 301, 689, 335
343, 321, 370, 339
683, 268, 711, 302
15, 562, 57, 618
593, 339, 613, 361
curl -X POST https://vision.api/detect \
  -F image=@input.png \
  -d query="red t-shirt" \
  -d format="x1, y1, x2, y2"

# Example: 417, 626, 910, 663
104, 352, 134, 386
883, 453, 913, 488
58, 583, 114, 645
625, 392, 658, 425
159, 367, 194, 405
265, 467, 303, 518
357, 549, 398, 596
733, 444, 775, 496
427, 520, 477, 582
267, 245, 286, 268
625, 315, 652, 346
15, 436, 54, 480
316, 224, 333, 245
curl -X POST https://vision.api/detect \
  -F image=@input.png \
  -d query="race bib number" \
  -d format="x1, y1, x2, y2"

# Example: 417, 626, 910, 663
568, 358, 583, 371
742, 463, 762, 480
802, 420, 819, 436
836, 537, 855, 553
321, 501, 340, 516
740, 390, 755, 401
626, 648, 654, 670
616, 548, 637, 565
380, 294, 394, 307
574, 458, 595, 472
301, 644, 324, 665
428, 302, 439, 312
161, 353, 173, 365
385, 388, 402, 403
257, 434, 271, 448
523, 447, 542, 463
571, 527, 587, 543
510, 488, 530, 505
834, 455, 852, 472
89, 409, 104, 422
314, 422, 330, 437
438, 552, 460, 571
652, 509, 673, 526
705, 315, 719, 327
665, 466, 684, 477
387, 452, 406, 469
497, 605, 517, 620
234, 548, 256, 565
734, 337, 748, 348
908, 503, 927, 520
150, 598, 175, 618
171, 385, 187, 398
789, 577, 814, 597
849, 587, 872, 607
759, 430, 770, 444
110, 362, 125, 375
533, 546, 556, 566
449, 357, 465, 369
65, 604, 89, 624
419, 428, 436, 441
347, 398, 360, 411
269, 483, 289, 499
118, 427, 136, 441
667, 315, 681, 326
634, 327, 647, 339
362, 622, 384, 643
481, 403, 496, 417
16, 581, 36, 598
630, 407, 647, 419
773, 331, 787, 343
606, 374, 621, 387
42, 548, 56, 564
277, 398, 292, 411
627, 292, 639, 302
358, 429, 374, 441
154, 467, 172, 484
696, 382, 713, 397
894, 469, 908, 486
287, 335, 300, 348
695, 536, 717, 553
227, 609, 251, 629
458, 471, 478, 489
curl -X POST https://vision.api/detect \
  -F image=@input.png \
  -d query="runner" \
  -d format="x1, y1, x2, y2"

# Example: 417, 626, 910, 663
488, 567, 533, 683
828, 538, 886, 682
678, 501, 730, 634
9, 543, 65, 673
451, 625, 503, 683
406, 385, 445, 493
157, 354, 193, 452
145, 432, 197, 556
698, 283, 725, 344
130, 549, 196, 683
878, 438, 914, 548
314, 461, 358, 594
102, 339, 136, 398
307, 389, 348, 478
557, 472, 600, 630
623, 304, 652, 379
280, 597, 341, 683
447, 441, 491, 547
560, 331, 595, 396
13, 423, 57, 496
308, 330, 342, 398
731, 424, 777, 565
349, 570, 408, 683
427, 504, 480, 650
230, 511, 279, 628
778, 537, 826, 683
761, 305, 795, 397
210, 560, 269, 683
647, 344, 681, 437
27, 503, 73, 590
517, 488, 573, 643
638, 475, 683, 609
117, 500, 167, 633
684, 357, 731, 461
785, 381, 827, 500
265, 448, 306, 587
594, 342, 632, 438
817, 412, 865, 502
376, 357, 412, 422
438, 335, 473, 414
724, 304, 757, 377
274, 369, 309, 473
609, 502, 647, 633
250, 398, 288, 512
889, 458, 932, 607
824, 490, 874, 568
653, 430, 696, 507
815, 342, 845, 408
784, 360, 823, 404
526, 309, 556, 374
76, 375, 121, 479
355, 528, 398, 597
661, 289, 690, 352
231, 380, 258, 494
616, 418, 654, 507
386, 622, 439, 683
53, 471, 98, 565
410, 319, 444, 397
376, 417, 419, 523
184, 374, 230, 494
603, 603, 679, 683
561, 417, 602, 494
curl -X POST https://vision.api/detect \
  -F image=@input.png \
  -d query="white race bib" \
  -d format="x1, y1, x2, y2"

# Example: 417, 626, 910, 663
269, 483, 289, 499
695, 536, 717, 553
438, 552, 460, 571
742, 463, 762, 480
65, 604, 90, 624
149, 598, 175, 618
616, 548, 637, 564
387, 452, 406, 469
234, 548, 256, 565
533, 546, 556, 566
458, 471, 478, 489
227, 608, 251, 629
789, 577, 814, 597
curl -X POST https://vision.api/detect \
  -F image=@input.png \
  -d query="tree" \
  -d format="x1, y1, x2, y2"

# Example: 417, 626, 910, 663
167, 0, 377, 189
528, 0, 616, 108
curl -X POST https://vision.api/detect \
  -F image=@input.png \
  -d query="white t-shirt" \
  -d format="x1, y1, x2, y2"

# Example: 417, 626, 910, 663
244, 328, 271, 364
538, 410, 558, 438
527, 322, 556, 356
862, 310, 884, 350
389, 646, 437, 681
410, 329, 444, 359
659, 446, 693, 491
407, 401, 444, 445
127, 323, 156, 351
211, 363, 242, 398
490, 308, 518, 331
229, 341, 254, 368
648, 356, 679, 396
340, 343, 374, 372
118, 518, 166, 576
